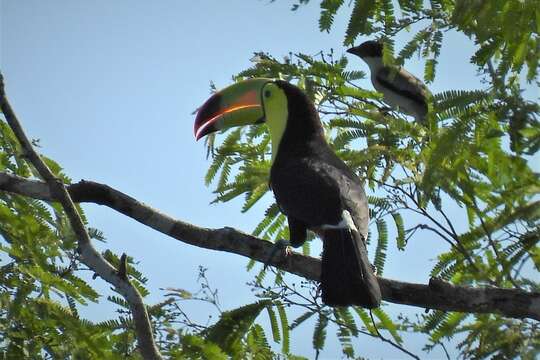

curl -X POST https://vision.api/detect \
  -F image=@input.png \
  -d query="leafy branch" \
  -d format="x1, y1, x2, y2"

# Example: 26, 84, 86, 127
0, 171, 538, 321
0, 74, 162, 360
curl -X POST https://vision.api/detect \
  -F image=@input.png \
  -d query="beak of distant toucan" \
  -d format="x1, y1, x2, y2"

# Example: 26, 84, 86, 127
194, 78, 273, 140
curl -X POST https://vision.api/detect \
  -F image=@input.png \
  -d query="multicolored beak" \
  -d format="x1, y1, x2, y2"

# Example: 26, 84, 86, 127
194, 78, 272, 140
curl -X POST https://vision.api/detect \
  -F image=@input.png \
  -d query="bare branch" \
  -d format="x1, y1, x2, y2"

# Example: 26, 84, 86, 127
0, 74, 162, 360
0, 171, 538, 321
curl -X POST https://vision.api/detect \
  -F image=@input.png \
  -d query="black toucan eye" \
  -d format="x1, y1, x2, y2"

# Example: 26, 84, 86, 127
264, 90, 271, 98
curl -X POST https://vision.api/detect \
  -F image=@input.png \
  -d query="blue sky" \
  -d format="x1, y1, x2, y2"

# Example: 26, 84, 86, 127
2, 1, 536, 358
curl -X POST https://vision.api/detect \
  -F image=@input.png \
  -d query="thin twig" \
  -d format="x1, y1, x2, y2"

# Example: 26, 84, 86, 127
438, 341, 451, 360
369, 311, 420, 359
379, 180, 481, 272
255, 271, 421, 359
471, 199, 521, 289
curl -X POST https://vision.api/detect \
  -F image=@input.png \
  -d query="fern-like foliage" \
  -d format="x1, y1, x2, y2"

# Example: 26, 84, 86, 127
374, 218, 388, 275
203, 300, 271, 356
170, 299, 302, 359
201, 35, 538, 356
345, 0, 378, 45
319, 0, 344, 32
312, 312, 329, 354
0, 114, 165, 358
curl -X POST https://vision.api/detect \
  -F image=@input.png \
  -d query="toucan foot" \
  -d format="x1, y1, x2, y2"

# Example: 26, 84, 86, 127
264, 239, 291, 269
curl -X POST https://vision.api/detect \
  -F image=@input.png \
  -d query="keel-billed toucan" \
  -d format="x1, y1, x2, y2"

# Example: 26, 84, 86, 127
194, 78, 381, 308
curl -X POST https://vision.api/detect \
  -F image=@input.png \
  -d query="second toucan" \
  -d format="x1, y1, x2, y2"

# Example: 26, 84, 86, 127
194, 78, 381, 308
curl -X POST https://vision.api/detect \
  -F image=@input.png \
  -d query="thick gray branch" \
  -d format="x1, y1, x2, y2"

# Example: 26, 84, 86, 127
0, 171, 538, 321
0, 75, 162, 360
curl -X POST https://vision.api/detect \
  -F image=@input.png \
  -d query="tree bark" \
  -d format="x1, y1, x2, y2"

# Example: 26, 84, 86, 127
0, 172, 538, 321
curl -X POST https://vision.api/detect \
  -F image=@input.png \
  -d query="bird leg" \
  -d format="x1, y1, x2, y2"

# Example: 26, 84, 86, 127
264, 216, 307, 269
264, 239, 292, 269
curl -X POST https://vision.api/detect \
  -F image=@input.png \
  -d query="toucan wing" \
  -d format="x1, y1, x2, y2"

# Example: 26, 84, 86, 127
270, 150, 369, 236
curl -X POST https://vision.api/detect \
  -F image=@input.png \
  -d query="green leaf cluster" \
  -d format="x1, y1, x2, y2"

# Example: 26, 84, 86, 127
0, 123, 134, 358
166, 299, 304, 359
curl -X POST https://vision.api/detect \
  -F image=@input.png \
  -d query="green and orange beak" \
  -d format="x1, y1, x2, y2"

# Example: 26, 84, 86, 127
194, 78, 272, 140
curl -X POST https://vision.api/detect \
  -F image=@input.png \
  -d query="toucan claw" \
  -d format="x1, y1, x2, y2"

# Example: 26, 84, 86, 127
264, 239, 292, 270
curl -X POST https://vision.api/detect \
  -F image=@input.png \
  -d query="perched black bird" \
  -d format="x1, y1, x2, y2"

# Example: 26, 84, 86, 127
194, 78, 381, 308
347, 40, 430, 122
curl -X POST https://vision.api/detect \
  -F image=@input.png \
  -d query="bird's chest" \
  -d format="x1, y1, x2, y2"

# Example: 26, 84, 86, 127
269, 157, 344, 227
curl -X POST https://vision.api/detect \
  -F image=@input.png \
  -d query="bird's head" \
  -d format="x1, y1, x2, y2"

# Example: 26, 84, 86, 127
346, 40, 383, 59
194, 78, 322, 158
194, 78, 270, 140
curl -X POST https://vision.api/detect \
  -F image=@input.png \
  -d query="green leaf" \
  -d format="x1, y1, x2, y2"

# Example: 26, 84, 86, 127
373, 308, 402, 344
424, 59, 437, 83
430, 312, 468, 344
319, 0, 345, 32
344, 0, 376, 45
181, 334, 228, 360
391, 212, 406, 250
333, 307, 358, 357
353, 307, 377, 335
290, 311, 315, 330
204, 300, 271, 356
374, 218, 388, 275
266, 305, 281, 343
242, 183, 269, 213
277, 303, 290, 354
312, 313, 329, 352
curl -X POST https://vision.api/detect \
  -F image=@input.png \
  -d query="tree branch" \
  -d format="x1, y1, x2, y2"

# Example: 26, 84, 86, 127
0, 74, 162, 360
0, 171, 538, 321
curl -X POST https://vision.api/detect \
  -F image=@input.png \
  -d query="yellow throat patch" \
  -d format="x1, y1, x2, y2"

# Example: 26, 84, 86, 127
261, 83, 289, 163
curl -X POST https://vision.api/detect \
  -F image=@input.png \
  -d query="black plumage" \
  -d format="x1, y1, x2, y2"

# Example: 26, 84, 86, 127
269, 81, 381, 308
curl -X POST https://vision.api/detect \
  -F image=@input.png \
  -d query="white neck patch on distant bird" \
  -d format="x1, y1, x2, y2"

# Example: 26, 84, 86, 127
362, 56, 384, 72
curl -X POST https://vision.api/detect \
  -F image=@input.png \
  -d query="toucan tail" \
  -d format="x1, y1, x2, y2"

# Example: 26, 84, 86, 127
320, 228, 381, 308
